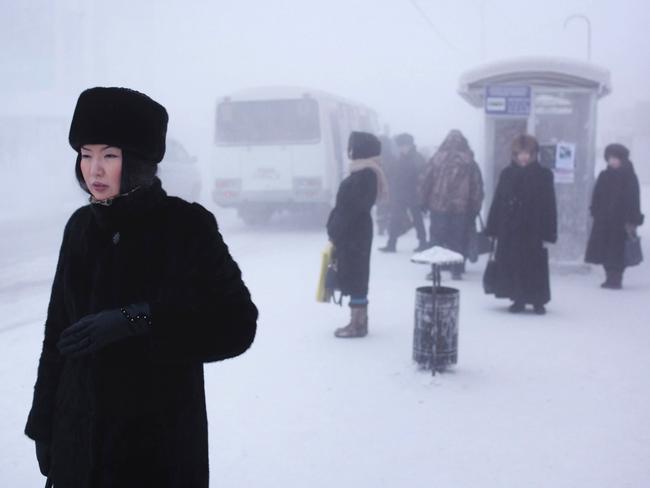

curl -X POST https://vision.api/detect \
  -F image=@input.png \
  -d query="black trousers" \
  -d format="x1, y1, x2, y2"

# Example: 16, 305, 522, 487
387, 204, 426, 244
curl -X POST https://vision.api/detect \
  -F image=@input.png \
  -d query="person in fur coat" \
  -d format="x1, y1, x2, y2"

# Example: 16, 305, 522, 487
585, 143, 644, 289
25, 87, 258, 487
327, 131, 388, 338
485, 134, 557, 315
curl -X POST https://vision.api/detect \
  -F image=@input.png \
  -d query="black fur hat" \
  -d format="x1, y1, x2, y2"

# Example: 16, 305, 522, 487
604, 143, 630, 162
69, 87, 168, 163
348, 131, 381, 160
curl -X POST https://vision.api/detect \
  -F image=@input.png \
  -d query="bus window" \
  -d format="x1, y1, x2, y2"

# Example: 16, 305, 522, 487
216, 99, 321, 145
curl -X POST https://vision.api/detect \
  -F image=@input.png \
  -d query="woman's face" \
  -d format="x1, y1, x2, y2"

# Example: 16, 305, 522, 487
80, 145, 123, 199
515, 151, 532, 167
607, 156, 622, 169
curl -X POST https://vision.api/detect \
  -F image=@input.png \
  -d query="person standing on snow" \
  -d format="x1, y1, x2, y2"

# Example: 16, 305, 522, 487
419, 130, 484, 279
327, 131, 388, 338
585, 143, 644, 289
485, 134, 557, 315
379, 133, 428, 253
25, 87, 258, 487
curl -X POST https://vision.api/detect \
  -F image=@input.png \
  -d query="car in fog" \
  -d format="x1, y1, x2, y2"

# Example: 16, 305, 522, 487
158, 138, 202, 202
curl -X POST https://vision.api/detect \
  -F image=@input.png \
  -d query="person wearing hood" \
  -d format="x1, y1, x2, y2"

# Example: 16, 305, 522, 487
585, 143, 644, 289
485, 134, 557, 315
327, 131, 388, 338
419, 130, 484, 279
379, 133, 428, 253
25, 87, 258, 487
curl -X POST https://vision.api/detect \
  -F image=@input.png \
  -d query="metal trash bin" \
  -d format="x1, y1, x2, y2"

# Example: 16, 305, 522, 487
410, 248, 463, 375
413, 285, 460, 373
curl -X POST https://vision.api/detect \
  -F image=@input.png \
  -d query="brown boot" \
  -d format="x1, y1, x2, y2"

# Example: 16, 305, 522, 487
334, 305, 368, 338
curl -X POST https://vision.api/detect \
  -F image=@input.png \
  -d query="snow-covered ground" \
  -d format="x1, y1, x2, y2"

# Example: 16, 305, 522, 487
1, 190, 649, 487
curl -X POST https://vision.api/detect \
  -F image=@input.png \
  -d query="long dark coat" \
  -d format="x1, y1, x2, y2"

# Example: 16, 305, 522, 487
25, 178, 258, 487
387, 148, 424, 208
585, 162, 644, 269
486, 162, 557, 305
326, 168, 378, 298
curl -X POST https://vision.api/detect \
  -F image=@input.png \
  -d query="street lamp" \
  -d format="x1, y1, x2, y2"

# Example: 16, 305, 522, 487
564, 14, 592, 61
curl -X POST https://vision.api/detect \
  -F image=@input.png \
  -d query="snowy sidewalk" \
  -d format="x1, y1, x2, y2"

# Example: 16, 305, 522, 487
1, 206, 649, 487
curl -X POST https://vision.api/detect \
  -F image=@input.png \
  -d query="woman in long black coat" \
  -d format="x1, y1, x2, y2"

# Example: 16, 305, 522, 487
585, 143, 644, 289
486, 134, 557, 315
25, 87, 258, 487
327, 131, 387, 338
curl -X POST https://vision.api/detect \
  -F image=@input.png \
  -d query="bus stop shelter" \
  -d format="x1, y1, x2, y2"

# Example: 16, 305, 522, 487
458, 57, 612, 263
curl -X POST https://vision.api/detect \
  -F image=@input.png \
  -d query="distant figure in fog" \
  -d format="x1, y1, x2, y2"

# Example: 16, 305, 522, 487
327, 132, 387, 338
585, 143, 644, 289
25, 87, 257, 487
486, 134, 557, 315
419, 130, 484, 279
379, 133, 428, 253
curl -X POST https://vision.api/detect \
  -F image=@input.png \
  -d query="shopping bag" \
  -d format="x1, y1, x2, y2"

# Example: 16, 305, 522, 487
316, 243, 334, 302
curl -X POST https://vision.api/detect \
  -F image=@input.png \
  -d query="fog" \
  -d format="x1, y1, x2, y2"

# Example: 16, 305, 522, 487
1, 1, 650, 487
2, 0, 650, 215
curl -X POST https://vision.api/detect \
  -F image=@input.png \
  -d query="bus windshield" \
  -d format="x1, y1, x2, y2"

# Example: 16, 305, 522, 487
216, 98, 321, 145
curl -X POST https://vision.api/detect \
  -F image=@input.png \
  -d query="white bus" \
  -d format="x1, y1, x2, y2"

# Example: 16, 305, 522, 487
212, 86, 380, 225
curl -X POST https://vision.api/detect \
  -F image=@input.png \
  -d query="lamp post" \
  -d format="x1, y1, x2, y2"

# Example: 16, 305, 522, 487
564, 14, 592, 61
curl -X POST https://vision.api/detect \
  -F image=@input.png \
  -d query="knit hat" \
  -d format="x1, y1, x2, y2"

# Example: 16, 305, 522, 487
69, 87, 168, 163
604, 143, 630, 162
348, 131, 381, 160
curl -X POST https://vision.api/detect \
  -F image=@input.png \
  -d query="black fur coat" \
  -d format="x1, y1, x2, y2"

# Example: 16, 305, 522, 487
25, 178, 258, 487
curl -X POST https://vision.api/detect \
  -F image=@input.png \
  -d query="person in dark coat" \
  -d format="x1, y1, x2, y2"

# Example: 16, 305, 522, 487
25, 87, 258, 488
327, 131, 387, 338
585, 143, 644, 289
486, 134, 557, 315
379, 133, 428, 253
420, 130, 484, 279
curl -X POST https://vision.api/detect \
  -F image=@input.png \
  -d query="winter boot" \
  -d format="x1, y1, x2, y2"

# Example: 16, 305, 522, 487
533, 303, 547, 315
334, 305, 368, 338
509, 301, 525, 314
413, 240, 429, 253
602, 270, 623, 290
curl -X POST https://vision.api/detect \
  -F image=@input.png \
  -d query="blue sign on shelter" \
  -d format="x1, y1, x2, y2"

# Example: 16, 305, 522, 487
485, 85, 531, 116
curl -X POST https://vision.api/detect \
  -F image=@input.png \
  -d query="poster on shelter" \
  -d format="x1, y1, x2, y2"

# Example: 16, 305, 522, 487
554, 142, 576, 184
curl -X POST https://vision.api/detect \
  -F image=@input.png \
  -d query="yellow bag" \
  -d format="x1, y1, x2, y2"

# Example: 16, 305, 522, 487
316, 243, 334, 302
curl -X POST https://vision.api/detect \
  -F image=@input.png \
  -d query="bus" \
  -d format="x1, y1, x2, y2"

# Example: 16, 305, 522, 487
212, 86, 380, 225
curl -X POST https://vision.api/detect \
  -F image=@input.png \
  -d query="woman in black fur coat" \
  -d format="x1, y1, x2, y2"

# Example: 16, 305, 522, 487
486, 134, 557, 315
25, 87, 258, 487
585, 143, 644, 289
327, 132, 387, 338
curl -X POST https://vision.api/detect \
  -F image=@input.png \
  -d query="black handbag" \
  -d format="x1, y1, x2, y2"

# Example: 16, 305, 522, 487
624, 234, 643, 267
482, 239, 498, 295
468, 215, 493, 263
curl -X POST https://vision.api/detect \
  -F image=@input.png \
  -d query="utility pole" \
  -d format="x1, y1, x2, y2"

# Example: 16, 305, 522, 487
564, 14, 592, 61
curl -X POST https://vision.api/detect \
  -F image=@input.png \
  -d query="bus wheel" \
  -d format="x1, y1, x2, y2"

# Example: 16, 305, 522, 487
239, 206, 273, 226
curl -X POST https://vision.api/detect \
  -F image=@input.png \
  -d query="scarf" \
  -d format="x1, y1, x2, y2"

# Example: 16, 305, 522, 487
349, 157, 389, 202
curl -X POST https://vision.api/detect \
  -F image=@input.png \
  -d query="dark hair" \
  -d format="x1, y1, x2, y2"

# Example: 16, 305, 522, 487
75, 150, 158, 195
511, 134, 539, 162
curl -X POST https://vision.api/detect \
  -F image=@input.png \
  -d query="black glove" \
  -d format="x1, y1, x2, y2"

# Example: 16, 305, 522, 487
35, 441, 50, 477
57, 304, 151, 358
